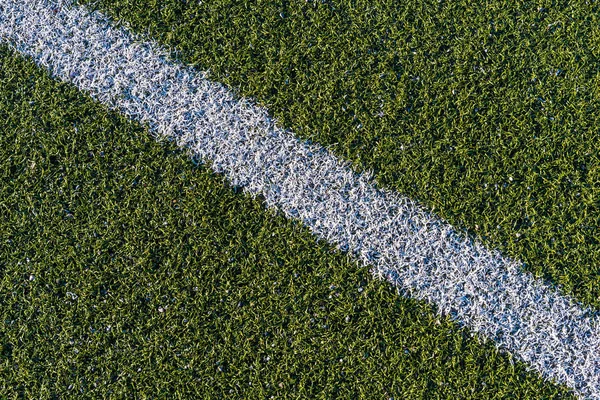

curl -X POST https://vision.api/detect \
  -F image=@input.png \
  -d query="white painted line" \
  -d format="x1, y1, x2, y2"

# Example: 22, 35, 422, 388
1, 0, 599, 397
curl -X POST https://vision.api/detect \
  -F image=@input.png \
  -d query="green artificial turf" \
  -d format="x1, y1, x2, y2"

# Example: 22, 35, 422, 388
0, 46, 574, 398
78, 0, 600, 308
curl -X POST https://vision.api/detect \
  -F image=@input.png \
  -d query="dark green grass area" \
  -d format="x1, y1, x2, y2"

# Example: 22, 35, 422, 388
0, 48, 574, 398
79, 0, 600, 307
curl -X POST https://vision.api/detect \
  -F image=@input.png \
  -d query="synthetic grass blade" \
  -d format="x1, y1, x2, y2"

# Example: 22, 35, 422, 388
0, 0, 598, 397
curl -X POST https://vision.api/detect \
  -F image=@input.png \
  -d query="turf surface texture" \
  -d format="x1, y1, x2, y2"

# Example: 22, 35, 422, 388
79, 0, 600, 308
2, 0, 600, 397
0, 44, 572, 398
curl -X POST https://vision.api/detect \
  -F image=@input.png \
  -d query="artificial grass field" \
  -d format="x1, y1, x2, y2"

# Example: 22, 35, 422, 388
0, 44, 574, 398
78, 0, 600, 308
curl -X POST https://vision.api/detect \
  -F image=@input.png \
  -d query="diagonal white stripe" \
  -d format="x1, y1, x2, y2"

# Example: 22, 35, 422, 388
1, 0, 599, 397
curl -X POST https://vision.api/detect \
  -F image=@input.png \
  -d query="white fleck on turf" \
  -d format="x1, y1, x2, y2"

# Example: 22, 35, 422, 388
1, 0, 599, 397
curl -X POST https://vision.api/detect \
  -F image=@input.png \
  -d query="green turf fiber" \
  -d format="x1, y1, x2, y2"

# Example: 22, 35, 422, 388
78, 0, 600, 308
0, 46, 574, 398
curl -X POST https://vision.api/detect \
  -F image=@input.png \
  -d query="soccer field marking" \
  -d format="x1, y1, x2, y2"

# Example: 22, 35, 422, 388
0, 0, 598, 397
